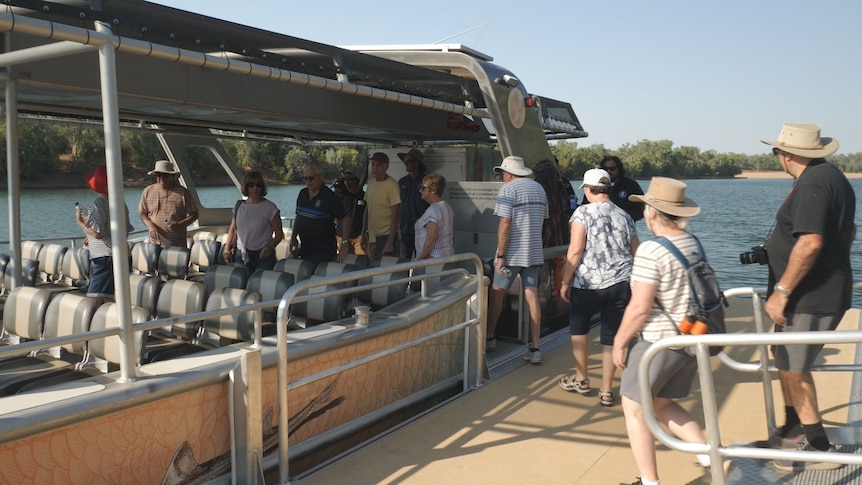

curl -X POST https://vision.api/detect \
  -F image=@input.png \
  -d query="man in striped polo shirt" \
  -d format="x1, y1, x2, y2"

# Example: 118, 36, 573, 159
487, 156, 549, 364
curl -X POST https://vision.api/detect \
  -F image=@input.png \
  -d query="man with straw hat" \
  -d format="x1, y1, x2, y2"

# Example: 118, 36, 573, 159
138, 160, 198, 248
760, 123, 855, 471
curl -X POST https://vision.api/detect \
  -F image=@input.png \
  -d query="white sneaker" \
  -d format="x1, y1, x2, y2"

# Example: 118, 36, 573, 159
485, 339, 496, 351
523, 349, 542, 364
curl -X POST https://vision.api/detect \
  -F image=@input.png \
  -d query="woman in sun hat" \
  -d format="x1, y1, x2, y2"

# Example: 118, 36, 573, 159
75, 166, 133, 305
610, 177, 725, 484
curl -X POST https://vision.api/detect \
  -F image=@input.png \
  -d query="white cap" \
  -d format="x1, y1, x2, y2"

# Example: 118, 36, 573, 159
579, 168, 611, 189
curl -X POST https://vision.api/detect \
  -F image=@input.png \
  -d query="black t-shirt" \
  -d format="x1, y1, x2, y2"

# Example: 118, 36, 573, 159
766, 161, 856, 313
295, 186, 346, 257
581, 175, 644, 222
399, 172, 429, 236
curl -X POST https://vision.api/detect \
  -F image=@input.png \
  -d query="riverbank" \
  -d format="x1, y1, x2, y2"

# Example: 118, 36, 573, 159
739, 170, 862, 179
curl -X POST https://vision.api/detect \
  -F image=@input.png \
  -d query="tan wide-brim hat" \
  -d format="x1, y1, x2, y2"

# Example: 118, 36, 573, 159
493, 156, 532, 177
629, 177, 700, 218
761, 123, 839, 158
147, 160, 180, 175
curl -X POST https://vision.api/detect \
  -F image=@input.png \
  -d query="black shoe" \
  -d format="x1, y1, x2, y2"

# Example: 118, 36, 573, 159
774, 438, 844, 472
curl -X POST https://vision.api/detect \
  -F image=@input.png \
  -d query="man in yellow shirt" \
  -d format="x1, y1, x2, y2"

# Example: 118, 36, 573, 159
362, 152, 401, 258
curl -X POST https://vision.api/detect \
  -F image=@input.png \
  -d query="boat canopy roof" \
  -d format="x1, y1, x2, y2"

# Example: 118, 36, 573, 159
0, 0, 586, 146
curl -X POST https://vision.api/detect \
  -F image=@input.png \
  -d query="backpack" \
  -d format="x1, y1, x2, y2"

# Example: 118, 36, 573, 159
655, 236, 728, 356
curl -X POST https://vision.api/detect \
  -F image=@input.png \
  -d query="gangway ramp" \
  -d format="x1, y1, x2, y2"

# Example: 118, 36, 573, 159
298, 303, 862, 484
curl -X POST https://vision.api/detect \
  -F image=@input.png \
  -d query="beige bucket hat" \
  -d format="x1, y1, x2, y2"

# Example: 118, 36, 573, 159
148, 160, 180, 175
493, 156, 532, 177
761, 123, 839, 158
629, 177, 700, 218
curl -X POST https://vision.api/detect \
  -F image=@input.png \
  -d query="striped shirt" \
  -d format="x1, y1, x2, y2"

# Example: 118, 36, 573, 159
494, 178, 548, 267
632, 233, 700, 343
86, 195, 133, 259
569, 200, 637, 289
414, 201, 455, 258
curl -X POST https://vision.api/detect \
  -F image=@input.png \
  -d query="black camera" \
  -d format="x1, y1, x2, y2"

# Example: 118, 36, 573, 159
739, 245, 768, 265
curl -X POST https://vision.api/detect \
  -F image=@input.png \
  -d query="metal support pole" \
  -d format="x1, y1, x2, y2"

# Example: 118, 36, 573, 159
5, 75, 21, 288
230, 350, 264, 485
94, 19, 136, 382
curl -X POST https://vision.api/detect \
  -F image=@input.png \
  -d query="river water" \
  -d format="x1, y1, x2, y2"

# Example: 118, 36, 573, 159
3, 178, 862, 298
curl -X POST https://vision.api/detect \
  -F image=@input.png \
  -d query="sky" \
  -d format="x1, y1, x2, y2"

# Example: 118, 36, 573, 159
163, 1, 861, 155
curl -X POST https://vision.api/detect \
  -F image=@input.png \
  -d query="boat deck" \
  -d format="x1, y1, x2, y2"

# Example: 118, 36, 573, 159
298, 304, 862, 484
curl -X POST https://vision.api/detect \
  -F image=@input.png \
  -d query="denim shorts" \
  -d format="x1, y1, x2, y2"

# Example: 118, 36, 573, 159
87, 256, 114, 298
492, 265, 539, 290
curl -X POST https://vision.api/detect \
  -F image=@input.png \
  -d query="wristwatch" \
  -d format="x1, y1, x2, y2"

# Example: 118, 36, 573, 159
773, 283, 791, 296
341, 240, 350, 246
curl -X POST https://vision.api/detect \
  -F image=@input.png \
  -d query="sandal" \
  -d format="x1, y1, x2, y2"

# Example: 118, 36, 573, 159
598, 390, 615, 407
559, 375, 591, 394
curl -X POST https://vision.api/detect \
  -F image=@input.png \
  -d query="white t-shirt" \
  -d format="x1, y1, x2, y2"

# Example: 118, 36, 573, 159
235, 199, 280, 251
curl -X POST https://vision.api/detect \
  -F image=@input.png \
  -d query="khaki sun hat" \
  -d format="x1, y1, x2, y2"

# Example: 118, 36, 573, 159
629, 177, 700, 218
397, 148, 424, 163
761, 123, 839, 158
493, 156, 532, 177
148, 160, 180, 175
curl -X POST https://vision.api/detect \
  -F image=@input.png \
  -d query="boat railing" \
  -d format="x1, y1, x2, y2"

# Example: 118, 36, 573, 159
638, 282, 862, 485
271, 252, 487, 483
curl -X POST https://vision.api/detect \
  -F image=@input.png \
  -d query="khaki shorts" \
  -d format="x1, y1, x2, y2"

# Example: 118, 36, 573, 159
772, 311, 844, 373
620, 337, 698, 404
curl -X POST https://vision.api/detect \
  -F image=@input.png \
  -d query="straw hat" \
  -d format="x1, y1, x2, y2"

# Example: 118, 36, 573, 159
761, 123, 839, 158
493, 156, 532, 177
147, 160, 180, 175
629, 177, 700, 218
86, 166, 108, 195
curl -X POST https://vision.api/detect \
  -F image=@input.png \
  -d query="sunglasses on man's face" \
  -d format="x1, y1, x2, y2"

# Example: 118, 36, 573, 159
601, 166, 618, 172
304, 175, 318, 181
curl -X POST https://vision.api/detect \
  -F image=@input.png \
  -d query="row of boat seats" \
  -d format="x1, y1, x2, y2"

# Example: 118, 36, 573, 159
0, 288, 148, 396
0, 243, 92, 296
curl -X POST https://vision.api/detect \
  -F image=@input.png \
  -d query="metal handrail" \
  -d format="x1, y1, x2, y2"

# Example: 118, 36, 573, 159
273, 253, 485, 483
638, 281, 862, 485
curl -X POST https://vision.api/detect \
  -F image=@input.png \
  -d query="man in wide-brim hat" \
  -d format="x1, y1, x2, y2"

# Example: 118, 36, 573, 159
138, 160, 198, 248
758, 123, 855, 471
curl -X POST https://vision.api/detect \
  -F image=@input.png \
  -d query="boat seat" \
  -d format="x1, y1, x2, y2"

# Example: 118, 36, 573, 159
157, 247, 190, 280
36, 243, 68, 284
0, 253, 10, 296
129, 274, 161, 320
357, 270, 410, 311
203, 265, 249, 298
200, 288, 262, 345
290, 282, 346, 326
192, 230, 218, 241
216, 233, 231, 265
142, 279, 206, 363
0, 292, 99, 396
342, 254, 369, 270
189, 239, 221, 279
2, 258, 40, 293
59, 247, 90, 289
131, 241, 161, 276
274, 240, 291, 261
314, 262, 359, 286
246, 269, 294, 325
369, 255, 409, 268
14, 303, 149, 395
0, 286, 50, 349
274, 258, 317, 283
21, 240, 43, 261
409, 262, 457, 292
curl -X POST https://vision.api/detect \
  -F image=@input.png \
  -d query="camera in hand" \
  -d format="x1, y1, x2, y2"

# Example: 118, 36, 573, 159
739, 245, 768, 265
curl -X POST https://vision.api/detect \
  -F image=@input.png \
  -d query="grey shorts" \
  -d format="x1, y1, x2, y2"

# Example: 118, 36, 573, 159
772, 312, 844, 373
492, 265, 539, 290
620, 337, 698, 404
